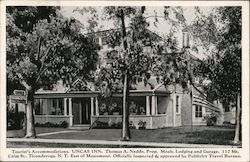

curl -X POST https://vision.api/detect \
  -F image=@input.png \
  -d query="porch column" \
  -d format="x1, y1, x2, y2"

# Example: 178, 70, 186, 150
155, 96, 158, 115
151, 95, 156, 115
146, 96, 150, 115
90, 97, 94, 116
172, 93, 176, 127
68, 98, 73, 127
64, 98, 67, 116
95, 97, 99, 116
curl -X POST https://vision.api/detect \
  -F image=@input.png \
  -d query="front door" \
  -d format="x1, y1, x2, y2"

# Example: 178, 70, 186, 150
73, 98, 91, 125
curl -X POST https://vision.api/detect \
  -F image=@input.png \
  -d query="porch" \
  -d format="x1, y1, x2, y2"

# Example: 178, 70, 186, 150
34, 90, 180, 129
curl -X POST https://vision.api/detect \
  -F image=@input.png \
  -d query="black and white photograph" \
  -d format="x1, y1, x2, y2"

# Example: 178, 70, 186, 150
1, 1, 249, 161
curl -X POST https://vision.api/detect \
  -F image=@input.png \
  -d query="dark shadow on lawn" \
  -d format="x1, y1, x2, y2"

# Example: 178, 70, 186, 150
185, 129, 237, 145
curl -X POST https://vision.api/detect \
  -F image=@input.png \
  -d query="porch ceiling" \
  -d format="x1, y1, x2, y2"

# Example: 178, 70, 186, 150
34, 90, 171, 99
34, 91, 99, 99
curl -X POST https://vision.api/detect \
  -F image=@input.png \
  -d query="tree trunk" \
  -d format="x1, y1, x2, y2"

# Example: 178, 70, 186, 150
190, 86, 193, 129
25, 90, 36, 138
121, 72, 130, 140
120, 8, 130, 141
233, 93, 241, 144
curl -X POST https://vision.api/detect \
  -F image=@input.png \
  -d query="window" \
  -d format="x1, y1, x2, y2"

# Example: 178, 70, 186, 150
129, 96, 146, 115
34, 99, 43, 115
34, 99, 64, 115
51, 99, 64, 115
223, 102, 230, 112
194, 77, 200, 84
195, 105, 203, 118
101, 36, 109, 45
99, 97, 123, 115
93, 37, 99, 44
176, 95, 180, 113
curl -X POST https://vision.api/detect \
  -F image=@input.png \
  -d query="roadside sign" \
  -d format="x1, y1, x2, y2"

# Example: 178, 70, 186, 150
9, 95, 27, 104
14, 90, 26, 96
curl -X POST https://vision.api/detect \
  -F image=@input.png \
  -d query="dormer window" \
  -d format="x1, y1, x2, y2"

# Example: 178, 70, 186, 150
93, 37, 99, 44
101, 36, 109, 46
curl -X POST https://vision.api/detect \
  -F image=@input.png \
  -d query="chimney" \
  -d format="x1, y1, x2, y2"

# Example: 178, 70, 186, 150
182, 28, 190, 48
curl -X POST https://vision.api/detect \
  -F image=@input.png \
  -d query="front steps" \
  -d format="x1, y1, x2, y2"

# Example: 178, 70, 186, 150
69, 124, 90, 130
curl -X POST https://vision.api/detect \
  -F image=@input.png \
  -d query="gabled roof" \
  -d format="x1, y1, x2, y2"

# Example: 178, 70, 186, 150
66, 78, 93, 92
86, 27, 163, 41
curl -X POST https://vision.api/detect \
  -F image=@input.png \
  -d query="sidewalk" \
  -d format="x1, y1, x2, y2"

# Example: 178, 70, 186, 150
7, 126, 238, 147
7, 138, 239, 148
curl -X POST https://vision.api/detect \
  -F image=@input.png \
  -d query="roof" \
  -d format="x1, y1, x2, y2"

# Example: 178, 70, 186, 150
34, 77, 173, 98
192, 85, 222, 113
86, 27, 163, 41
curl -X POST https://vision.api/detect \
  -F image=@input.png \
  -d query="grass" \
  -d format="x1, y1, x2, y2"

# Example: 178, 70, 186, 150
7, 125, 239, 147
7, 127, 66, 138
129, 126, 236, 145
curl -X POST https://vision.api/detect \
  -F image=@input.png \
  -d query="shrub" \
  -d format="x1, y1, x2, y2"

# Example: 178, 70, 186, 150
203, 112, 218, 126
138, 120, 147, 129
110, 122, 122, 129
35, 121, 69, 128
60, 121, 69, 128
129, 121, 136, 129
92, 121, 123, 129
7, 111, 25, 130
92, 121, 110, 129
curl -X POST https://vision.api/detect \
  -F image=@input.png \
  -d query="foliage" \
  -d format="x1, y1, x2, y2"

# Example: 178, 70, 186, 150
92, 121, 122, 129
94, 7, 156, 98
93, 6, 192, 96
190, 7, 241, 143
7, 6, 99, 137
129, 121, 136, 129
202, 112, 218, 126
6, 6, 58, 33
92, 121, 109, 129
35, 121, 68, 128
7, 111, 25, 130
7, 7, 99, 93
149, 6, 199, 92
192, 7, 241, 103
110, 122, 123, 129
153, 51, 191, 89
138, 120, 147, 129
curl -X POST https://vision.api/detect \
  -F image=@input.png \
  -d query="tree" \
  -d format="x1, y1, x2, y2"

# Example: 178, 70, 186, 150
101, 6, 155, 140
7, 7, 98, 138
84, 6, 193, 140
191, 7, 242, 143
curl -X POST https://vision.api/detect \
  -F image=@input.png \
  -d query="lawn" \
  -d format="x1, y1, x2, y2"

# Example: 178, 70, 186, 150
7, 127, 66, 138
7, 125, 238, 147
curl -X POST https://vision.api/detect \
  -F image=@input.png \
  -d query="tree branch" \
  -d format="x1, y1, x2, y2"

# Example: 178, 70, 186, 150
39, 47, 51, 71
16, 73, 32, 91
35, 47, 56, 84
37, 37, 41, 60
35, 65, 50, 84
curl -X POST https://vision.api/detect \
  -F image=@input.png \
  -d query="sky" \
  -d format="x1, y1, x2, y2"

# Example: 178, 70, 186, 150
60, 6, 213, 32
60, 6, 214, 59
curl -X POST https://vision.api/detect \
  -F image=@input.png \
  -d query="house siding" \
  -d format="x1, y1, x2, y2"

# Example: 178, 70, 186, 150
166, 95, 173, 127
35, 115, 71, 125
181, 93, 192, 126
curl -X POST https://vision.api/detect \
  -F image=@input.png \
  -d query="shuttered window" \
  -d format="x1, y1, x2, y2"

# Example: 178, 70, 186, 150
195, 105, 202, 117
